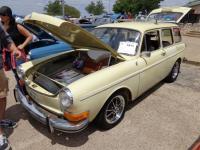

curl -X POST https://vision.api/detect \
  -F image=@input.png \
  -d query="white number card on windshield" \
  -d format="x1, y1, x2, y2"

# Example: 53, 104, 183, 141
117, 41, 138, 55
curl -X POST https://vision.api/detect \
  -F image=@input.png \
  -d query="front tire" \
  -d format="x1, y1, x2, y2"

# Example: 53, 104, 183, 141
96, 92, 127, 130
165, 61, 180, 83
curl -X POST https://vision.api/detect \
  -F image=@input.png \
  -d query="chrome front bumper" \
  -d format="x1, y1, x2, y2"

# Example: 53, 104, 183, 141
14, 87, 89, 133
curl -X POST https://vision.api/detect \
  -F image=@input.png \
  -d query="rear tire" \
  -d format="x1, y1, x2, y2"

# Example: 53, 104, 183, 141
165, 61, 180, 83
96, 92, 127, 130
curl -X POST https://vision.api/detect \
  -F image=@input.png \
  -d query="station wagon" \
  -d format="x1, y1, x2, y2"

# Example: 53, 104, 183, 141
15, 12, 185, 133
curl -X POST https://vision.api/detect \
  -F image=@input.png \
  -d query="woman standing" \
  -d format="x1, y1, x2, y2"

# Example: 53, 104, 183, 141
0, 6, 32, 81
0, 6, 33, 91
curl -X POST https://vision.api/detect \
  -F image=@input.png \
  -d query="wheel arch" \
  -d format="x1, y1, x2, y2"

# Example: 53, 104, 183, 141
101, 87, 133, 110
109, 87, 132, 102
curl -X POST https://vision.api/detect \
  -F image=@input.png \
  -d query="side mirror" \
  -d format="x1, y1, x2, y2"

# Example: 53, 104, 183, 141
141, 51, 151, 57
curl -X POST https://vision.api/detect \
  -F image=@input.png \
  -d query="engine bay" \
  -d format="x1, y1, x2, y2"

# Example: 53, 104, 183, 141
32, 50, 120, 93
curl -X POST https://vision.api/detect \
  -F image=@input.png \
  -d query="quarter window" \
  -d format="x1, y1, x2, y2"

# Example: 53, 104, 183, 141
161, 29, 173, 47
173, 28, 182, 43
142, 30, 161, 52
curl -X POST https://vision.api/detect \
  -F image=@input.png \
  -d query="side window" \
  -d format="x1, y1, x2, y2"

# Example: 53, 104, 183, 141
173, 28, 182, 43
161, 29, 173, 47
142, 30, 161, 52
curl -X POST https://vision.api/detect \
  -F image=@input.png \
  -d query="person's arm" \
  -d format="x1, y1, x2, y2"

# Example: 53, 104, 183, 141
8, 43, 21, 56
17, 24, 33, 50
0, 25, 21, 57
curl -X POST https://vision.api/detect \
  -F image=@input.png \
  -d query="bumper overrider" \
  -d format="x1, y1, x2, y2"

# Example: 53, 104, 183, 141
14, 87, 89, 133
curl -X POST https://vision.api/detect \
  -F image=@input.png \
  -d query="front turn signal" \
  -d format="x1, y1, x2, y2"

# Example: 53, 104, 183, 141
64, 111, 89, 122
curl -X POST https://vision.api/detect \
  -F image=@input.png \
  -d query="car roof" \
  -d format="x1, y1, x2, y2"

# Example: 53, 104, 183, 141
97, 22, 178, 33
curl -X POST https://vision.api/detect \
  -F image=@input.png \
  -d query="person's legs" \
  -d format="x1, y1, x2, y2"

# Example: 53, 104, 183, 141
0, 70, 8, 129
0, 98, 6, 134
0, 70, 17, 129
0, 70, 11, 150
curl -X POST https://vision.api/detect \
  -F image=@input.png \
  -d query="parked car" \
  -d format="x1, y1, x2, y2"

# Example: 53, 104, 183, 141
78, 24, 96, 32
20, 22, 72, 60
21, 22, 95, 60
15, 13, 185, 133
27, 40, 70, 60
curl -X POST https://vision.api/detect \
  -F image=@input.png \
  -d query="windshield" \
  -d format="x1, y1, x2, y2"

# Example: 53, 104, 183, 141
91, 28, 140, 56
147, 12, 183, 22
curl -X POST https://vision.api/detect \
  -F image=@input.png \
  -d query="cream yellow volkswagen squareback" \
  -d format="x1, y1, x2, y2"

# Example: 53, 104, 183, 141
15, 12, 185, 133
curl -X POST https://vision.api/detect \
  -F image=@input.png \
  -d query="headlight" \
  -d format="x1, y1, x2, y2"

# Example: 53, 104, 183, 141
59, 88, 73, 111
16, 65, 25, 79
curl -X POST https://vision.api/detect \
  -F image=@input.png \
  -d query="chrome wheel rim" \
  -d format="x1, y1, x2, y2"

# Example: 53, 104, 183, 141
105, 95, 125, 124
172, 62, 180, 79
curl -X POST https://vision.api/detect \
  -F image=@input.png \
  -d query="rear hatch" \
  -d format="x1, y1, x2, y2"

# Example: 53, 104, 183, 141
146, 7, 192, 23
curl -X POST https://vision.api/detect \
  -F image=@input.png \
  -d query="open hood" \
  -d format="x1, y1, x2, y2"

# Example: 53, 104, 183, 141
146, 7, 192, 23
24, 12, 124, 59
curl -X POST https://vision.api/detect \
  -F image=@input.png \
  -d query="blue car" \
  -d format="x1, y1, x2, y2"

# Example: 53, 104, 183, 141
21, 22, 72, 60
27, 40, 71, 60
22, 22, 95, 60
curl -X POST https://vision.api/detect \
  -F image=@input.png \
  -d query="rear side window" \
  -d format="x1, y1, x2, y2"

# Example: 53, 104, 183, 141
173, 28, 182, 43
161, 29, 173, 47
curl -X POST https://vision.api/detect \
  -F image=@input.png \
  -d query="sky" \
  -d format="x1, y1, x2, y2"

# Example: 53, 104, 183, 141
0, 0, 190, 16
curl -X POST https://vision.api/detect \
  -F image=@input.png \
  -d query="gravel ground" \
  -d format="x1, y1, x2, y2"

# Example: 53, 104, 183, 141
4, 63, 200, 150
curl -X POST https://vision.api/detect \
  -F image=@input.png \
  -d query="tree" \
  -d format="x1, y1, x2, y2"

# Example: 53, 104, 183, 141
65, 4, 80, 18
44, 0, 61, 16
85, 0, 105, 15
44, 0, 80, 18
113, 0, 164, 15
